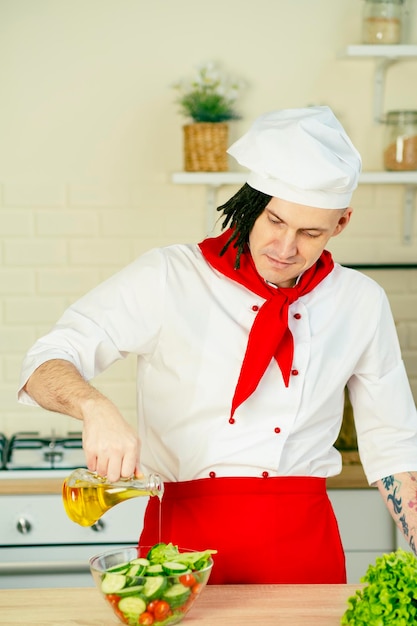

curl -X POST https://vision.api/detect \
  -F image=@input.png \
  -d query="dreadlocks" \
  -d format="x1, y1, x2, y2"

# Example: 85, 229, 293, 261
217, 184, 272, 268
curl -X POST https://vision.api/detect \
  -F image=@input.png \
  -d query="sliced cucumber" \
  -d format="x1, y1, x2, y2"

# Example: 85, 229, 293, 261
101, 572, 126, 594
142, 575, 167, 600
161, 561, 189, 575
107, 561, 130, 573
117, 584, 145, 597
162, 582, 191, 608
130, 557, 150, 567
118, 596, 147, 616
127, 563, 147, 578
145, 563, 164, 576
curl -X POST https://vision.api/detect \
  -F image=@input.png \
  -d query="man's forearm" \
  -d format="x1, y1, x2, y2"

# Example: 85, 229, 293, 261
24, 358, 141, 480
23, 358, 107, 420
376, 472, 417, 555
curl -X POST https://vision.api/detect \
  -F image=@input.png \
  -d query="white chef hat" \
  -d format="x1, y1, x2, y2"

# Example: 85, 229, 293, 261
227, 106, 362, 209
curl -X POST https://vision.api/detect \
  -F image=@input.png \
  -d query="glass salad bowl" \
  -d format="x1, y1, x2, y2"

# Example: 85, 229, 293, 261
89, 543, 215, 625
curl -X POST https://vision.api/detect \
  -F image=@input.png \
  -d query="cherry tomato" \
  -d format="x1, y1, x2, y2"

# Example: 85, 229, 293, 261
179, 573, 197, 588
138, 612, 154, 625
106, 594, 121, 605
146, 600, 158, 614
153, 600, 171, 621
192, 582, 203, 595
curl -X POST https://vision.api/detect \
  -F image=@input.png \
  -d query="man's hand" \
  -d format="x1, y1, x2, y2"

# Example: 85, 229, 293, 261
81, 396, 141, 481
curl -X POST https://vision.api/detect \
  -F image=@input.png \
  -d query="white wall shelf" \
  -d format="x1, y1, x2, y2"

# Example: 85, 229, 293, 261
344, 44, 417, 58
172, 172, 247, 233
171, 171, 417, 243
341, 45, 417, 122
172, 171, 417, 186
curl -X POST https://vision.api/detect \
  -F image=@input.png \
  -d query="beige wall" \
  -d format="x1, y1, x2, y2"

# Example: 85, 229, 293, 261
1, 0, 416, 437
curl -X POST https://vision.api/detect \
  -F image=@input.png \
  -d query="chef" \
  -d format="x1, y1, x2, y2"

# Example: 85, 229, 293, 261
18, 106, 417, 584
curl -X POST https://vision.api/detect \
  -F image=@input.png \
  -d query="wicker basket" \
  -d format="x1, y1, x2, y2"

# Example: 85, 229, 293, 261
183, 122, 229, 172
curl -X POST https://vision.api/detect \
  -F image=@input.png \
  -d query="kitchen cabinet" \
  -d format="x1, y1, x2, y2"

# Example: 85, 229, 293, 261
328, 489, 396, 583
0, 489, 147, 589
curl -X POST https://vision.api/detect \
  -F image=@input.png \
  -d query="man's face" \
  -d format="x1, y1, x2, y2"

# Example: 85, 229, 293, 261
248, 196, 352, 287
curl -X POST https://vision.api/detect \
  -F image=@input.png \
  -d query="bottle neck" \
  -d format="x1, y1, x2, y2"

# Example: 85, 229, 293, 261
124, 474, 164, 498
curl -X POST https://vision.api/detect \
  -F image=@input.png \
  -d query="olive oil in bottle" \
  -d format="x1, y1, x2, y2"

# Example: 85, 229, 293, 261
62, 468, 164, 527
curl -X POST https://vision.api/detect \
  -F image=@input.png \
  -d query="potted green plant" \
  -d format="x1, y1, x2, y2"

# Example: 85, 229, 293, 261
172, 61, 245, 172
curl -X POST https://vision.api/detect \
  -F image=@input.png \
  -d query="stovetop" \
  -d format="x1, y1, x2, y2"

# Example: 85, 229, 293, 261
0, 431, 85, 472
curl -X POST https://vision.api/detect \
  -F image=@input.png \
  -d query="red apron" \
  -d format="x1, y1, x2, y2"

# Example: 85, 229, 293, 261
139, 476, 346, 584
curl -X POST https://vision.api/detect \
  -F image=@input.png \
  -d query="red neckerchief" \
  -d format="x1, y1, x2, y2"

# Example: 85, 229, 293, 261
198, 228, 334, 418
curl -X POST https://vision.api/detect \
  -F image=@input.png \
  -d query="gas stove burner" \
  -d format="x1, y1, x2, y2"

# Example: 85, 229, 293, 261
3, 431, 86, 471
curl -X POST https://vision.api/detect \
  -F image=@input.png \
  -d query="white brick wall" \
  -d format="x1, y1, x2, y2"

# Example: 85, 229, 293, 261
361, 269, 417, 396
1, 0, 416, 437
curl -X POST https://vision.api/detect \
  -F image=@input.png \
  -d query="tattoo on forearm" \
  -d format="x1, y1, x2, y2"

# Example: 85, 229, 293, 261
381, 473, 417, 555
387, 487, 402, 514
399, 514, 409, 539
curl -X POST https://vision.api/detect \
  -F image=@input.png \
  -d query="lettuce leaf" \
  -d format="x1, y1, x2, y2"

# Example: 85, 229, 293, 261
146, 542, 217, 570
341, 549, 417, 625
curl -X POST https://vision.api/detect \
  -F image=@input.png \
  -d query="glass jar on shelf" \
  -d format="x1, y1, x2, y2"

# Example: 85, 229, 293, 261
362, 0, 405, 44
383, 110, 417, 171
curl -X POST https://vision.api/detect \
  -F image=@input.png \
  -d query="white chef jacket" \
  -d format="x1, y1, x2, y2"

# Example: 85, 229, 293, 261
18, 243, 417, 485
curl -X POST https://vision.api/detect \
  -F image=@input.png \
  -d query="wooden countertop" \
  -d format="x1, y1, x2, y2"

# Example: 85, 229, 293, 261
0, 584, 359, 625
0, 453, 368, 495
0, 477, 64, 495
